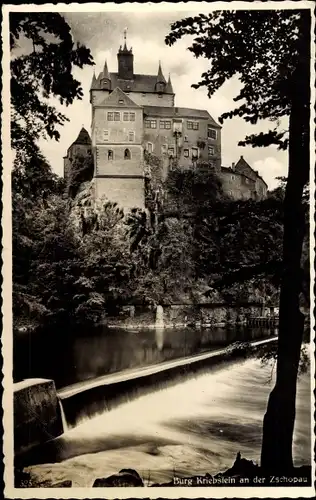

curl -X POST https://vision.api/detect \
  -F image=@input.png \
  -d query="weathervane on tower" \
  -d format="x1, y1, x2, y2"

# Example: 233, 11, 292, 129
123, 27, 128, 49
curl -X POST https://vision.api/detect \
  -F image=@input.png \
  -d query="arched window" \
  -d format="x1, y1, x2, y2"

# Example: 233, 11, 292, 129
124, 148, 131, 160
108, 150, 114, 161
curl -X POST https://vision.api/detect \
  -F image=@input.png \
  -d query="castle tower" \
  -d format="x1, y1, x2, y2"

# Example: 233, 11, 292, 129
117, 28, 134, 80
63, 127, 92, 190
91, 84, 145, 210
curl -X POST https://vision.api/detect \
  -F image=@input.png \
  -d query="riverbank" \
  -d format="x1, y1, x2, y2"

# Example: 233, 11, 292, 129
15, 453, 312, 487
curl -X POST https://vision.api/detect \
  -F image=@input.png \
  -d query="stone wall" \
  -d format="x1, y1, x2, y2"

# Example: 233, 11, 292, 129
94, 177, 145, 210
106, 303, 268, 328
14, 379, 63, 455
219, 170, 257, 200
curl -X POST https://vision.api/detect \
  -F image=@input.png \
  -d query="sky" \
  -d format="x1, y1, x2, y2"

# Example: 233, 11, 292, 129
31, 7, 289, 189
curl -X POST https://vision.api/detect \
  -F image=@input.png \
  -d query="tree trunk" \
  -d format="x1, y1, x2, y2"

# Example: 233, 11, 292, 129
261, 15, 310, 473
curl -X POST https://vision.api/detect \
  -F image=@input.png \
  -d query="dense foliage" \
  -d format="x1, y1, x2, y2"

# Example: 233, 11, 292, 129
11, 12, 94, 162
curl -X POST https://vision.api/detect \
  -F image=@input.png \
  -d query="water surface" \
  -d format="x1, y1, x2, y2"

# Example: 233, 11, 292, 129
14, 325, 275, 388
24, 358, 311, 487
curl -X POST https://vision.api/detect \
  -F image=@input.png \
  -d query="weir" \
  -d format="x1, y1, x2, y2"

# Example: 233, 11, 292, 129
58, 336, 277, 429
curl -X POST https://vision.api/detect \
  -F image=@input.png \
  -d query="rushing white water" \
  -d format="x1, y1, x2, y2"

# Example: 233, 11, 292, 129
58, 399, 68, 434
25, 358, 311, 487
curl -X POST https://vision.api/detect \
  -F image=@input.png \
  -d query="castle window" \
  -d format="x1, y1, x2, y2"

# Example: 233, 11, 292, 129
184, 135, 188, 142
162, 144, 168, 154
160, 120, 171, 130
184, 149, 189, 158
107, 112, 114, 121
129, 113, 135, 121
145, 119, 157, 129
114, 112, 120, 121
208, 126, 217, 139
192, 147, 198, 159
168, 147, 175, 157
123, 112, 129, 121
124, 149, 131, 160
231, 174, 235, 180
103, 129, 109, 141
128, 131, 135, 142
187, 121, 199, 130
147, 142, 153, 153
208, 146, 214, 156
108, 150, 114, 161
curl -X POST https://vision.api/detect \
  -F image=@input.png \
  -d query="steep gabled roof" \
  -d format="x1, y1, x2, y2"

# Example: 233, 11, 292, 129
97, 87, 140, 108
102, 60, 110, 80
235, 156, 268, 187
90, 71, 97, 89
235, 155, 253, 173
156, 61, 167, 85
92, 72, 175, 94
73, 127, 91, 145
143, 105, 221, 126
165, 74, 174, 94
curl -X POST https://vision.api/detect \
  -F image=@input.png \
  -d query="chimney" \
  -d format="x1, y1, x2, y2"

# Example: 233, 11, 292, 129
240, 155, 244, 159
232, 162, 235, 170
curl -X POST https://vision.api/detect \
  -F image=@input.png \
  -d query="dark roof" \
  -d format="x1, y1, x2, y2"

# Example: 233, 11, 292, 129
235, 156, 268, 187
220, 166, 255, 184
220, 165, 269, 189
166, 74, 174, 94
221, 166, 238, 174
143, 105, 220, 126
73, 128, 91, 145
92, 72, 175, 95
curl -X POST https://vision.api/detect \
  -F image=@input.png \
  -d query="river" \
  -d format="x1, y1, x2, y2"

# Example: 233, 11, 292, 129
23, 356, 311, 487
14, 324, 276, 388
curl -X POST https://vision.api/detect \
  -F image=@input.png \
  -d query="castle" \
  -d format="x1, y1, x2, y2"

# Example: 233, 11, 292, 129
64, 33, 267, 208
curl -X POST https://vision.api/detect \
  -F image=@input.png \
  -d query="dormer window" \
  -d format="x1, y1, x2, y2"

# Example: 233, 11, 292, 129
156, 82, 165, 93
101, 78, 111, 90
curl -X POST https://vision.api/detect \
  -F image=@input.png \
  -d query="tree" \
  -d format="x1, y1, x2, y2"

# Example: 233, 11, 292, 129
165, 163, 224, 216
10, 12, 94, 159
166, 9, 310, 472
10, 13, 98, 330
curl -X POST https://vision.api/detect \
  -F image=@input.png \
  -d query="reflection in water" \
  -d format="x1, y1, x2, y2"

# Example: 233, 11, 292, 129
155, 328, 164, 351
155, 305, 164, 329
14, 325, 274, 389
24, 358, 311, 487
